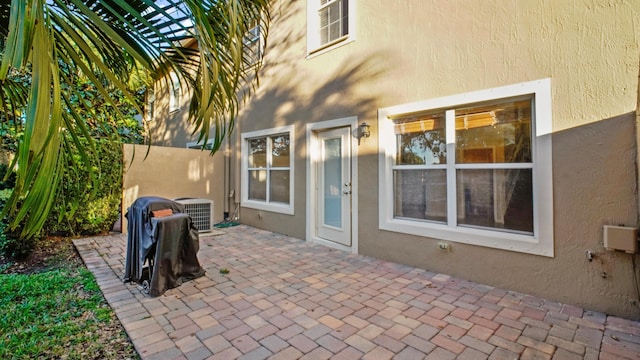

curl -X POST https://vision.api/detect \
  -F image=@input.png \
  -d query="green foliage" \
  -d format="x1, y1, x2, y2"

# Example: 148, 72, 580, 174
0, 67, 30, 153
0, 189, 39, 259
0, 0, 270, 241
0, 267, 138, 359
65, 77, 146, 145
0, 163, 16, 190
45, 138, 122, 236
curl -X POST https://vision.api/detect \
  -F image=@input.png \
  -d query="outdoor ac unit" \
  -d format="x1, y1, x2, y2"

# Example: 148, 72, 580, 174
174, 198, 214, 233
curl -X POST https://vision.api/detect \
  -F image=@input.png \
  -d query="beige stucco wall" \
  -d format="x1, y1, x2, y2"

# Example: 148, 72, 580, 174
353, 0, 639, 132
121, 144, 225, 233
147, 41, 200, 148
148, 82, 195, 148
362, 112, 639, 317
230, 0, 640, 318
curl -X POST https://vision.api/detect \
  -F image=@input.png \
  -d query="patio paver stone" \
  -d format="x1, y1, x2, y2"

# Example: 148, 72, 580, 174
73, 226, 640, 360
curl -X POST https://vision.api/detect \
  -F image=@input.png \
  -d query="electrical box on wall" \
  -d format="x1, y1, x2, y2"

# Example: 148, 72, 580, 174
603, 225, 638, 254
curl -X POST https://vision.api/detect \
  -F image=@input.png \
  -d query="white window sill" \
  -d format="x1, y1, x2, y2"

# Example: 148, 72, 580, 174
306, 36, 354, 59
241, 200, 294, 215
379, 216, 553, 257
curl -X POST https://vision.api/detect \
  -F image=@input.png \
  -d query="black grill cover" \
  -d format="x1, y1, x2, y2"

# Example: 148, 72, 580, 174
123, 196, 205, 296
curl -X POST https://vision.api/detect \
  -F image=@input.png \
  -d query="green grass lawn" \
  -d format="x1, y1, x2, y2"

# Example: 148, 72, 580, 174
0, 265, 138, 359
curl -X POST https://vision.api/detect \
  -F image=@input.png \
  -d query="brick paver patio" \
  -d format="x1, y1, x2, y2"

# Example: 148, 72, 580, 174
73, 225, 640, 360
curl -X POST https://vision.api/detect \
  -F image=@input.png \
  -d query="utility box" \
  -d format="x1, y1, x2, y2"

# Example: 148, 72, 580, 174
603, 225, 638, 254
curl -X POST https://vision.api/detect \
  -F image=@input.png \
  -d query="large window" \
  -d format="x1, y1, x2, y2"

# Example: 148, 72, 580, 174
307, 0, 354, 54
241, 126, 294, 214
379, 79, 553, 256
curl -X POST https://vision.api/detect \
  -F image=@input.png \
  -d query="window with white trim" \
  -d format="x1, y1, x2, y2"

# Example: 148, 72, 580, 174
244, 23, 262, 66
169, 71, 180, 112
145, 87, 155, 122
307, 0, 354, 54
241, 126, 294, 214
379, 79, 554, 256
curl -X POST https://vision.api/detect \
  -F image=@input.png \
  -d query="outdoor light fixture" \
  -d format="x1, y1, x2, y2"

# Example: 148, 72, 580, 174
356, 122, 371, 144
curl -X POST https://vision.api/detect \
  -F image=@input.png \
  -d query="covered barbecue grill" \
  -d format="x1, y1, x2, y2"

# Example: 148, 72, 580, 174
123, 196, 205, 296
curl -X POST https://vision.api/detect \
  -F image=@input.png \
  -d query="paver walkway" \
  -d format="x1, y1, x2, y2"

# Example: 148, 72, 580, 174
73, 225, 640, 360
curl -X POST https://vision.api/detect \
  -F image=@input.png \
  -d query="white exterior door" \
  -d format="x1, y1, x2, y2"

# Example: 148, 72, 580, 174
316, 127, 351, 246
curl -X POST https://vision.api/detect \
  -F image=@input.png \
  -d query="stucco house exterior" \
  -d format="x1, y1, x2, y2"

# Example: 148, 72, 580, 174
146, 0, 640, 319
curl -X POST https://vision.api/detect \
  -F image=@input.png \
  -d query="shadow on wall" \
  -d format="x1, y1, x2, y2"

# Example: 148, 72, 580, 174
239, 0, 391, 141
121, 144, 226, 233
550, 112, 640, 313
227, 1, 395, 236
148, 83, 194, 148
240, 53, 391, 151
234, 57, 392, 236
149, 3, 309, 149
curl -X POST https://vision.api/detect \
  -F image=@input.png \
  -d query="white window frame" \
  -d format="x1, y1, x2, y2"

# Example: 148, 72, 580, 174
244, 23, 263, 66
379, 79, 554, 257
241, 125, 295, 214
169, 71, 180, 113
145, 87, 155, 122
306, 0, 355, 56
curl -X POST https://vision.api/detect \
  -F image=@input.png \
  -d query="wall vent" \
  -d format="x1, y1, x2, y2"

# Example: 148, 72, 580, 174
174, 198, 214, 233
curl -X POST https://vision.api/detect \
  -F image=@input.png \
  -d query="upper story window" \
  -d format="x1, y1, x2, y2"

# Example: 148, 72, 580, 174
145, 87, 155, 122
379, 79, 554, 257
319, 0, 348, 44
241, 126, 295, 214
307, 0, 354, 55
169, 71, 181, 112
244, 23, 262, 66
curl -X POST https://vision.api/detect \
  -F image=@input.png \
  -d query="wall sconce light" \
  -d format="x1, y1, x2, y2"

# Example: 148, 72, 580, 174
356, 122, 371, 145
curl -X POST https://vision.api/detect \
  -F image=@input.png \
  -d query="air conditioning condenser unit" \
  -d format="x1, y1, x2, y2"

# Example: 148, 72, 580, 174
174, 198, 214, 233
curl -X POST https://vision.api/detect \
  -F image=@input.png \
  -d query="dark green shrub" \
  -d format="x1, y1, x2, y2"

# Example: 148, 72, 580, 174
45, 138, 122, 236
0, 189, 39, 259
0, 163, 16, 190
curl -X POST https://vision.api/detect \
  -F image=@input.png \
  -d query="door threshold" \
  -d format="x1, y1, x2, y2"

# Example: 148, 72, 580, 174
309, 236, 355, 253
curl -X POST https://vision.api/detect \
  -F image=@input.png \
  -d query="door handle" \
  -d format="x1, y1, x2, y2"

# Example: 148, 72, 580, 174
343, 182, 351, 195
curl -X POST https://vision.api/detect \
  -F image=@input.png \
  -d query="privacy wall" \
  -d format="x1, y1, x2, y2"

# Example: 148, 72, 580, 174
121, 144, 225, 233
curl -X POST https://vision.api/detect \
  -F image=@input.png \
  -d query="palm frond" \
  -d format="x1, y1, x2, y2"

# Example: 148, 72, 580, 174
0, 0, 271, 239
2, 1, 63, 238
